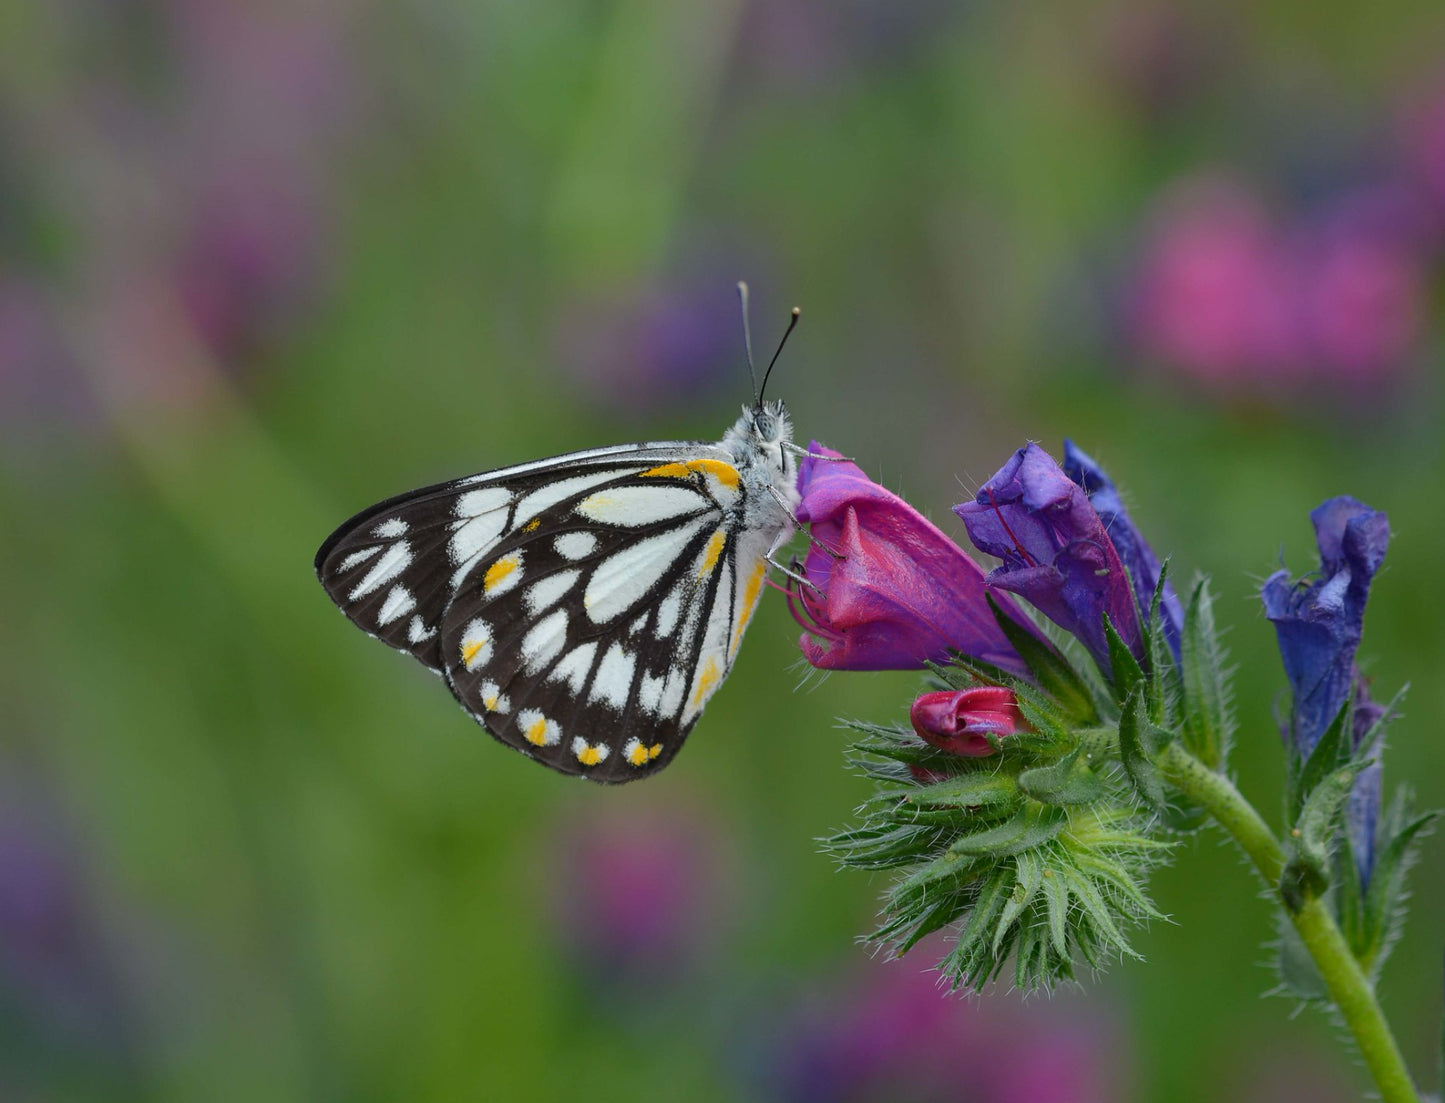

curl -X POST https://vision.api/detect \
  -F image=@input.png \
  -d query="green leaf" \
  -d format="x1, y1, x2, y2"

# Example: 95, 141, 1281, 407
1017, 747, 1105, 805
1144, 559, 1177, 725
1288, 699, 1351, 824
902, 772, 1021, 813
1281, 762, 1365, 911
948, 802, 1068, 858
1040, 867, 1070, 959
994, 850, 1045, 953
1104, 612, 1147, 708
987, 596, 1099, 725
1118, 685, 1167, 813
1180, 577, 1233, 770
1358, 803, 1440, 976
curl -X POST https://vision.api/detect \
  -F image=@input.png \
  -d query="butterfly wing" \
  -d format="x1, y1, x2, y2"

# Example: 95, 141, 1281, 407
440, 452, 779, 782
314, 443, 717, 671
317, 442, 780, 781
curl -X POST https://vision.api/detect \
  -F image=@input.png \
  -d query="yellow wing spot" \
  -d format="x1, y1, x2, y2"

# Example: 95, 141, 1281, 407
641, 462, 691, 480
689, 656, 722, 709
483, 690, 500, 710
461, 638, 487, 666
698, 529, 727, 578
575, 740, 606, 766
626, 740, 650, 767
483, 554, 520, 594
641, 459, 741, 489
730, 559, 768, 656
522, 518, 541, 533
648, 743, 663, 761
525, 716, 550, 746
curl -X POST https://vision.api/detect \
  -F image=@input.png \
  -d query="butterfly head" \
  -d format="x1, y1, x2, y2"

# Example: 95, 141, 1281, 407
723, 399, 795, 489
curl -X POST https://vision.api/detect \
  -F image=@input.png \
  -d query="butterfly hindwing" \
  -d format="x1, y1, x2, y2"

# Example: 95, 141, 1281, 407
439, 454, 761, 782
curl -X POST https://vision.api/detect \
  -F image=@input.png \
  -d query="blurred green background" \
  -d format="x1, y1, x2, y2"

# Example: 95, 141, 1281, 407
3, 2, 1444, 1101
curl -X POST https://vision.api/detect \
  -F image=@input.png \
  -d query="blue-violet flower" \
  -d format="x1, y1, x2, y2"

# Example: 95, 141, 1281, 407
1063, 440, 1184, 663
955, 443, 1144, 676
1260, 495, 1390, 757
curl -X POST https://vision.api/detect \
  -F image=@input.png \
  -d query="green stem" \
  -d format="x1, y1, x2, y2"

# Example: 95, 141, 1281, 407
1158, 741, 1421, 1103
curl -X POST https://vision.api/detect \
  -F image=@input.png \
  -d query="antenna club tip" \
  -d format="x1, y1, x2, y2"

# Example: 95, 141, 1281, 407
791, 307, 801, 317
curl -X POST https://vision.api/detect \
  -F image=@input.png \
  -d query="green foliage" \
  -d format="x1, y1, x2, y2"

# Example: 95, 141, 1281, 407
827, 660, 1171, 992
1179, 577, 1234, 771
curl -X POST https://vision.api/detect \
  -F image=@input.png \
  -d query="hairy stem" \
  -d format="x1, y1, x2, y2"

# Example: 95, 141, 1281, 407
1158, 741, 1421, 1103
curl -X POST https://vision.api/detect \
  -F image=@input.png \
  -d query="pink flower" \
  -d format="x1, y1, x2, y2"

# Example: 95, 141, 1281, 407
788, 444, 1039, 675
910, 687, 1027, 757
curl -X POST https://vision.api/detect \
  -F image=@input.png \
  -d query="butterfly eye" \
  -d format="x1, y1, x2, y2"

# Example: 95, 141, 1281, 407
755, 413, 776, 437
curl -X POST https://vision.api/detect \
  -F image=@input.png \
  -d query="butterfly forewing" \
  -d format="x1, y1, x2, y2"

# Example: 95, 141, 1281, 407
314, 443, 718, 671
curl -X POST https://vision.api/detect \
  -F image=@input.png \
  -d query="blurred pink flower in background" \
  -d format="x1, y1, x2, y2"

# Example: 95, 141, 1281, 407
756, 951, 1130, 1103
1128, 173, 1428, 393
0, 0, 358, 438
545, 800, 737, 992
1401, 68, 1445, 222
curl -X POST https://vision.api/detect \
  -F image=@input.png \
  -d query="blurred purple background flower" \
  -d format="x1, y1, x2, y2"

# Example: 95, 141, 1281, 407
545, 800, 736, 993
1126, 162, 1432, 396
957, 442, 1143, 676
0, 767, 140, 1084
755, 953, 1129, 1103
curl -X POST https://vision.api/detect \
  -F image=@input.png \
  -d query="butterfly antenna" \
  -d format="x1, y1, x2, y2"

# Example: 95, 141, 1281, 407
757, 306, 801, 405
738, 281, 759, 403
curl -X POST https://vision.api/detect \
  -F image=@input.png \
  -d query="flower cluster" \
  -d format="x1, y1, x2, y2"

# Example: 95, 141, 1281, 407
793, 437, 1428, 999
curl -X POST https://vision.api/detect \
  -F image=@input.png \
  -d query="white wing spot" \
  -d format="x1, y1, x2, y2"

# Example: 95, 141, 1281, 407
549, 641, 599, 694
518, 709, 560, 747
571, 737, 610, 766
349, 541, 411, 601
338, 546, 382, 572
407, 616, 436, 644
480, 681, 510, 713
655, 588, 683, 637
376, 585, 416, 626
521, 608, 568, 674
554, 531, 599, 560
638, 673, 666, 717
459, 619, 494, 672
590, 644, 636, 710
659, 667, 687, 719
576, 485, 708, 527
455, 487, 511, 519
515, 472, 622, 527
524, 569, 580, 616
373, 518, 408, 538
583, 518, 709, 624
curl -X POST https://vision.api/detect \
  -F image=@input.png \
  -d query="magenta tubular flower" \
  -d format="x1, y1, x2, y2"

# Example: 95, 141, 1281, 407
789, 445, 1038, 675
955, 443, 1143, 676
910, 687, 1026, 757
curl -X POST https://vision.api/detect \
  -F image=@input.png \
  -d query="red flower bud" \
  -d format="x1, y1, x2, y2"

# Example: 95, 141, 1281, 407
909, 687, 1026, 757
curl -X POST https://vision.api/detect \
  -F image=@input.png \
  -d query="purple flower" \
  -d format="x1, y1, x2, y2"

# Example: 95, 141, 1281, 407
1261, 496, 1390, 758
546, 802, 734, 991
1062, 440, 1183, 663
789, 445, 1037, 675
758, 952, 1130, 1103
1347, 678, 1387, 888
955, 443, 1143, 677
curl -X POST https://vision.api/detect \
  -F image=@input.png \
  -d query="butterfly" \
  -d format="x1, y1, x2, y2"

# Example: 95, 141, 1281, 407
315, 294, 807, 782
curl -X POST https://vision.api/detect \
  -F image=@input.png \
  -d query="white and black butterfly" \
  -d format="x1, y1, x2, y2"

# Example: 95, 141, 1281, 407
315, 299, 805, 783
